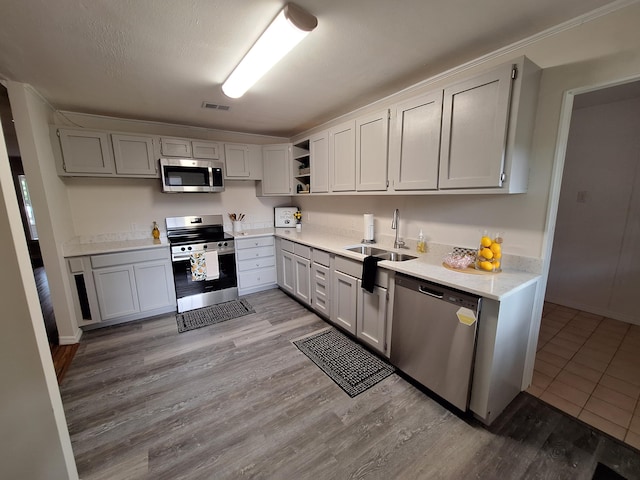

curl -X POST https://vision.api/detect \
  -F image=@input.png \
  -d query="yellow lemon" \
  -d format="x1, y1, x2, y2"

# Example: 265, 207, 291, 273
480, 236, 492, 247
480, 248, 493, 260
480, 261, 493, 271
490, 243, 501, 254
493, 261, 501, 269
494, 251, 502, 259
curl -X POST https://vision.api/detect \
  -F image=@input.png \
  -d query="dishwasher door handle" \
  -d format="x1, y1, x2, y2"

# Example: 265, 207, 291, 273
418, 285, 444, 299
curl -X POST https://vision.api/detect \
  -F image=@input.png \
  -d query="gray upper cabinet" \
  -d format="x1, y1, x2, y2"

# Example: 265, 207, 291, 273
260, 144, 292, 195
438, 57, 540, 192
112, 133, 158, 177
310, 131, 329, 193
329, 120, 356, 192
58, 128, 115, 175
390, 91, 443, 191
356, 110, 390, 191
160, 137, 192, 157
224, 143, 250, 177
192, 140, 220, 159
160, 137, 220, 159
224, 143, 262, 180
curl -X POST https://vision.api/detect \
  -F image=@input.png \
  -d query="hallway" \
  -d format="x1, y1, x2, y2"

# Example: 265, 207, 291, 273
529, 302, 640, 450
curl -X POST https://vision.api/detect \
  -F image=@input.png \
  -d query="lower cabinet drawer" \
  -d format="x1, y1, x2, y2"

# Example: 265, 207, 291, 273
238, 256, 276, 272
238, 267, 277, 289
236, 246, 275, 261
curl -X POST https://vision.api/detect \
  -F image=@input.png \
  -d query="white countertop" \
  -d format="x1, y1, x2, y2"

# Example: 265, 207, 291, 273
64, 226, 540, 300
64, 237, 169, 257
269, 226, 540, 301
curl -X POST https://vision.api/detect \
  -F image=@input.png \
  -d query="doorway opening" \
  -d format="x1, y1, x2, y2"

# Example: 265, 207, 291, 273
1, 84, 59, 346
532, 79, 640, 447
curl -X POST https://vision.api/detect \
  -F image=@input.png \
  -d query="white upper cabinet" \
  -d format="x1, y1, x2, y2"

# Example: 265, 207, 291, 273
390, 91, 443, 191
260, 144, 292, 195
160, 137, 220, 159
111, 133, 158, 177
58, 128, 115, 175
439, 57, 540, 192
309, 131, 329, 193
356, 110, 390, 191
329, 120, 356, 192
192, 140, 220, 159
224, 143, 250, 177
223, 143, 262, 180
160, 137, 192, 157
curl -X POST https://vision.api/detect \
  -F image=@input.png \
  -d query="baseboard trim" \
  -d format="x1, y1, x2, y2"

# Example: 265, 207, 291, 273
58, 328, 83, 345
545, 297, 640, 326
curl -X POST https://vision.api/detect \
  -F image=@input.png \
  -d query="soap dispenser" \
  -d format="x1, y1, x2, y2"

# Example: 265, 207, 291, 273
417, 229, 426, 253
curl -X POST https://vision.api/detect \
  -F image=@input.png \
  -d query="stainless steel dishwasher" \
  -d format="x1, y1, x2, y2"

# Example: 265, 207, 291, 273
390, 273, 481, 411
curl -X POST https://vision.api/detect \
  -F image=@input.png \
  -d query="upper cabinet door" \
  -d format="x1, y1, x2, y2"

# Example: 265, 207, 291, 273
224, 143, 250, 177
356, 110, 390, 191
391, 91, 443, 191
439, 63, 514, 189
261, 144, 292, 195
111, 134, 157, 176
310, 131, 329, 193
160, 137, 192, 157
192, 141, 220, 159
329, 120, 356, 192
58, 128, 115, 174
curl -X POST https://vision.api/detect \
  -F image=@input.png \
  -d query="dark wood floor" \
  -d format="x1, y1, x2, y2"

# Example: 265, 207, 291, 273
59, 289, 640, 480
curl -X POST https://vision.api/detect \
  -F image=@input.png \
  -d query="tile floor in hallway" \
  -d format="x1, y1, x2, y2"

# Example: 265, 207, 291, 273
528, 302, 640, 450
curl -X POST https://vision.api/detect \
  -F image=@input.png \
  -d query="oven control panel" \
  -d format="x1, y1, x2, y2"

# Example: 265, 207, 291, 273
171, 240, 235, 259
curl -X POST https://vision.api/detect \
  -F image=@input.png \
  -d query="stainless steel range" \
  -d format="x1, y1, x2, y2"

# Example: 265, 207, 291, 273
166, 215, 237, 313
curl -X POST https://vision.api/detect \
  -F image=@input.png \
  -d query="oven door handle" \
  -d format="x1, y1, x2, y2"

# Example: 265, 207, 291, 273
172, 254, 194, 261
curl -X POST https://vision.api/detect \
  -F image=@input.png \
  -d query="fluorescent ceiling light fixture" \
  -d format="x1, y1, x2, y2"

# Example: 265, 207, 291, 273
222, 3, 318, 99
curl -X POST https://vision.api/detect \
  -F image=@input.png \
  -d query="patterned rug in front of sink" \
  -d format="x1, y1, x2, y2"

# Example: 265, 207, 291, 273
293, 328, 395, 397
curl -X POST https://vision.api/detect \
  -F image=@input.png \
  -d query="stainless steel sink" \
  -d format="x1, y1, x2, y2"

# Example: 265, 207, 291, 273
377, 251, 417, 262
345, 245, 388, 256
344, 245, 417, 262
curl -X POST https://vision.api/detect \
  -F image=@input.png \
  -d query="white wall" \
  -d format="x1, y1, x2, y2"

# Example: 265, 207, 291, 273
546, 96, 640, 324
65, 177, 287, 238
8, 82, 82, 344
0, 109, 77, 479
54, 113, 291, 238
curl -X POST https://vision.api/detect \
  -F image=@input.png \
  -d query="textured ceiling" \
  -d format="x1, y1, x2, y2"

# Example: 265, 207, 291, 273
0, 0, 625, 137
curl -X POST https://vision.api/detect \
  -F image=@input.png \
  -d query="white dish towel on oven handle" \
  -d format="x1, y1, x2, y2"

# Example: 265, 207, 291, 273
204, 250, 220, 280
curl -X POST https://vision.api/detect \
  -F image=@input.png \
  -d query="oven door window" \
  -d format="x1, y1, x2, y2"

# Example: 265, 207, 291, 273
164, 166, 210, 187
172, 253, 237, 298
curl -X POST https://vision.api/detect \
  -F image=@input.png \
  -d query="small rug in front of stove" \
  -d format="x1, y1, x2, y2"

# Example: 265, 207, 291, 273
293, 328, 395, 397
176, 298, 255, 333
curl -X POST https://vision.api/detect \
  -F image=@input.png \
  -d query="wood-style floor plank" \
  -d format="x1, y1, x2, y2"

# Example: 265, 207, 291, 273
60, 289, 640, 480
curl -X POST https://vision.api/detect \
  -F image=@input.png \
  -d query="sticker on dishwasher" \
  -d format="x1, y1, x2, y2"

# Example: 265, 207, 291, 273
456, 307, 477, 326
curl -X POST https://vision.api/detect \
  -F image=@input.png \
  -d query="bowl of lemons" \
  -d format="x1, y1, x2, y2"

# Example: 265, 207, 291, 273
475, 233, 503, 272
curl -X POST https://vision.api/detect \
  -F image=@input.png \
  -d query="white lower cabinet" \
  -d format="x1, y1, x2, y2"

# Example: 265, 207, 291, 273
311, 248, 332, 318
276, 238, 390, 356
356, 283, 387, 354
278, 239, 311, 305
68, 247, 176, 327
93, 264, 139, 320
331, 270, 358, 335
235, 236, 277, 295
330, 255, 389, 354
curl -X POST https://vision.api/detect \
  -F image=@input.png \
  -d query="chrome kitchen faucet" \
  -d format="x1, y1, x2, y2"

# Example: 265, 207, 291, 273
392, 209, 407, 249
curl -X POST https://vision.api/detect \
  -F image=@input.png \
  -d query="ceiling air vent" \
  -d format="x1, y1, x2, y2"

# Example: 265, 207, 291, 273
202, 101, 230, 111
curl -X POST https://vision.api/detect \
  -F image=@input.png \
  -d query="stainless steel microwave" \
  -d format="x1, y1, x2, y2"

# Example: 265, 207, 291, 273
159, 158, 225, 193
